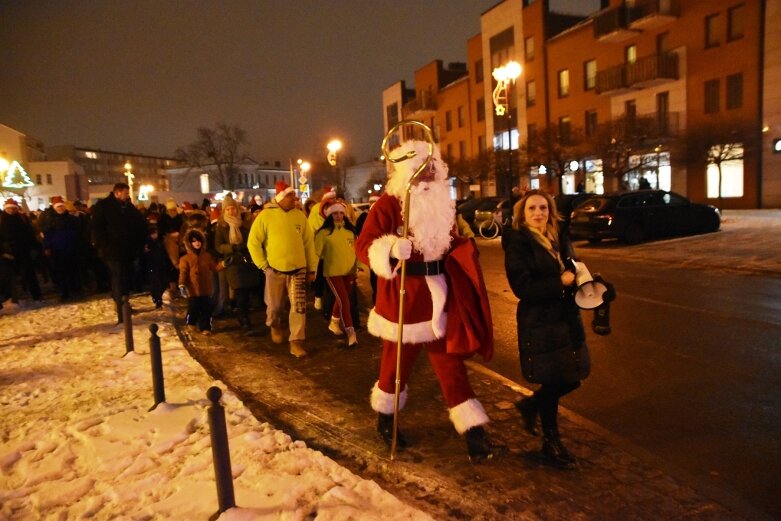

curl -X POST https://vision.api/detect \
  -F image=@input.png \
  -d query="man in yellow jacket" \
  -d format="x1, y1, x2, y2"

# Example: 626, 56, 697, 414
248, 181, 317, 358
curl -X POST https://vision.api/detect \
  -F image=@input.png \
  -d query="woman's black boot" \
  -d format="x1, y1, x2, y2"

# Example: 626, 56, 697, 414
541, 428, 577, 469
514, 396, 539, 436
377, 413, 408, 449
464, 426, 506, 463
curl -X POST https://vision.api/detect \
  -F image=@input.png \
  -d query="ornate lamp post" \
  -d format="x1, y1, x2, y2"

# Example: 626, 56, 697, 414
326, 139, 343, 192
491, 60, 522, 196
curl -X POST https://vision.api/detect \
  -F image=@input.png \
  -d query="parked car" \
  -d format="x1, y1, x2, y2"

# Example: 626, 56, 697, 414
568, 190, 721, 244
473, 198, 513, 230
457, 196, 503, 229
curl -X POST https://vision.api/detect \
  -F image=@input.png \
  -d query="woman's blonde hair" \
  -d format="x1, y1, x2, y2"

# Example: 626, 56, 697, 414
512, 189, 561, 238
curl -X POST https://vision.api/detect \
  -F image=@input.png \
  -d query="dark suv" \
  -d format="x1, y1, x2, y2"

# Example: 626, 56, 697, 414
568, 190, 721, 244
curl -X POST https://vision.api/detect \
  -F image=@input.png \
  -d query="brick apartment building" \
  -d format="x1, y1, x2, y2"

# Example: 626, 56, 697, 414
383, 0, 781, 208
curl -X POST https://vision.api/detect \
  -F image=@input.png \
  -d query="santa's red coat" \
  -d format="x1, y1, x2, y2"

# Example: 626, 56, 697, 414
355, 193, 493, 359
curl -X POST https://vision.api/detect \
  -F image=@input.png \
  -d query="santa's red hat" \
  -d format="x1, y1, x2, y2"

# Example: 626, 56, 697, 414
275, 180, 294, 203
321, 186, 336, 203
51, 195, 66, 209
4, 199, 20, 210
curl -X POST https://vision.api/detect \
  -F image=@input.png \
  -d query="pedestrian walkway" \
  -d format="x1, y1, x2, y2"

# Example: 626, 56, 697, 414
180, 285, 756, 520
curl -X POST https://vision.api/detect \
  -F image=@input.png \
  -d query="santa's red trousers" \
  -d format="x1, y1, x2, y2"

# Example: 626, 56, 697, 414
377, 337, 476, 408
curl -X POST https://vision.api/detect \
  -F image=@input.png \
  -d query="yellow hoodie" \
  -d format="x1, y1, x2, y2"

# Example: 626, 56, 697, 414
247, 203, 317, 273
314, 223, 357, 277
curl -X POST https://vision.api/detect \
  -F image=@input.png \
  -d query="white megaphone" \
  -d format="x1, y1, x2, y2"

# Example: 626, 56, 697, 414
573, 261, 608, 310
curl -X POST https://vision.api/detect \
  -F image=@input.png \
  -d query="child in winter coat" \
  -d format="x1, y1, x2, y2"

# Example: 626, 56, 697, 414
143, 224, 171, 309
178, 229, 224, 334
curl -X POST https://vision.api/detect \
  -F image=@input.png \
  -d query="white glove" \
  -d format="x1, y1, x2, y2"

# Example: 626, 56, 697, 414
390, 238, 412, 260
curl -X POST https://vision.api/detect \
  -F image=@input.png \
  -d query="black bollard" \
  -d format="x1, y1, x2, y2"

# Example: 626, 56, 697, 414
207, 386, 236, 515
148, 324, 166, 411
123, 296, 134, 354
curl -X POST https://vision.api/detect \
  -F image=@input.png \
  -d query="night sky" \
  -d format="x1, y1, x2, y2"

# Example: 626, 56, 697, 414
0, 0, 596, 164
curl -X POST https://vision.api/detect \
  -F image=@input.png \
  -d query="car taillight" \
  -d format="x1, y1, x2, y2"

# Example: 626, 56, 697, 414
595, 214, 613, 226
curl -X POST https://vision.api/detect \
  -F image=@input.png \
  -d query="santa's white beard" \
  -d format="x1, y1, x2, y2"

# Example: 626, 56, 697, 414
407, 180, 455, 260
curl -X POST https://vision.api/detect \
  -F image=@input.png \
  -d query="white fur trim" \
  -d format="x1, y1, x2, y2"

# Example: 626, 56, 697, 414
324, 202, 345, 217
449, 398, 489, 434
370, 381, 407, 414
367, 308, 446, 344
425, 274, 448, 339
275, 187, 294, 203
367, 234, 398, 280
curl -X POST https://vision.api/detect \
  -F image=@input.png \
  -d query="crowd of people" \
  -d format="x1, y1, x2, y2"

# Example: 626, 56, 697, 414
1, 140, 603, 469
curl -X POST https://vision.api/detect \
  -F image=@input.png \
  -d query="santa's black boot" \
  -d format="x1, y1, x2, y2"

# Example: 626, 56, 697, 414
464, 426, 506, 463
377, 413, 408, 449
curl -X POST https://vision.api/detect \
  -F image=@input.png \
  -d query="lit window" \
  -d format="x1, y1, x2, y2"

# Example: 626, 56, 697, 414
584, 59, 597, 90
526, 80, 536, 107
525, 37, 534, 62
707, 143, 744, 198
625, 45, 637, 64
558, 69, 569, 97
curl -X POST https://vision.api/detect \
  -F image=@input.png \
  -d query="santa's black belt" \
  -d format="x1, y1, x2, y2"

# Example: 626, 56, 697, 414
404, 260, 446, 276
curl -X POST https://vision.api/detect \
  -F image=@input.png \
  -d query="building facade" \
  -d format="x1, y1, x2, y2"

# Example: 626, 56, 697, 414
384, 0, 779, 208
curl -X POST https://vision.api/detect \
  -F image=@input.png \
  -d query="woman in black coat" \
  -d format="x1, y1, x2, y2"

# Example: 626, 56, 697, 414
502, 189, 590, 469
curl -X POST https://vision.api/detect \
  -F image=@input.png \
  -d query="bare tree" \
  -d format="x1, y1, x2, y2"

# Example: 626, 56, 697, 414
175, 123, 248, 191
525, 125, 588, 193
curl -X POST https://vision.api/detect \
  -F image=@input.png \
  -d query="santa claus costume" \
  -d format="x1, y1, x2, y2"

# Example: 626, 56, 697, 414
355, 140, 504, 461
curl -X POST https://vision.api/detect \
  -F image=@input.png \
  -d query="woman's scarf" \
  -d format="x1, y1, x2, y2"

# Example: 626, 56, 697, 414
524, 224, 565, 272
223, 212, 243, 245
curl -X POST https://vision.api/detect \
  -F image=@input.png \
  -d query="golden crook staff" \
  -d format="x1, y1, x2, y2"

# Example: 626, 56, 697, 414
380, 120, 434, 460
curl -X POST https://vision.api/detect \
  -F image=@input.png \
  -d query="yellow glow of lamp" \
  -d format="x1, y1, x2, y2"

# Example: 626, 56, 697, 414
492, 60, 522, 116
326, 139, 342, 167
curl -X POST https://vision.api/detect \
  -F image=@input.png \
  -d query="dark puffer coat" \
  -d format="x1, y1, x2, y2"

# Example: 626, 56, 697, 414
178, 229, 220, 297
213, 220, 260, 289
502, 225, 589, 384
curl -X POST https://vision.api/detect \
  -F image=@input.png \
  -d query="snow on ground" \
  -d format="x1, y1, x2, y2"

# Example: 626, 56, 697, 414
0, 296, 431, 521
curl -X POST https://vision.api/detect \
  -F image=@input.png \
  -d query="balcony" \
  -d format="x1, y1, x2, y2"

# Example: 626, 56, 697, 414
596, 52, 679, 95
403, 95, 437, 119
593, 5, 639, 43
628, 0, 680, 30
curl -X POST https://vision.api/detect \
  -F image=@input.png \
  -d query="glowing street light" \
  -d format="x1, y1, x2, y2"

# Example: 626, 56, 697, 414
124, 162, 135, 203
326, 139, 342, 166
491, 60, 522, 196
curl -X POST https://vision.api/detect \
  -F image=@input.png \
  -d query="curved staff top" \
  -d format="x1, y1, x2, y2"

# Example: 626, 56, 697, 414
379, 120, 435, 460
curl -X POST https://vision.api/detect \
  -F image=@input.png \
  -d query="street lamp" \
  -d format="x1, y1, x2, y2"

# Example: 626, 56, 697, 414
326, 139, 343, 192
124, 162, 135, 203
297, 158, 311, 196
492, 60, 522, 196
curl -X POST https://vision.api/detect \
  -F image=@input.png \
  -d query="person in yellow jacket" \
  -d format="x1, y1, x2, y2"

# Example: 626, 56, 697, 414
315, 200, 359, 348
248, 181, 317, 358
307, 187, 336, 311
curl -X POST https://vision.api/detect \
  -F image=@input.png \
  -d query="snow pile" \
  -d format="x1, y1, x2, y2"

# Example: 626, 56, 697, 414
0, 297, 430, 520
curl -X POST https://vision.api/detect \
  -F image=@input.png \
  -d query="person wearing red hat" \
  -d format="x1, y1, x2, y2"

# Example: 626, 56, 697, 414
42, 196, 83, 301
355, 140, 503, 462
0, 198, 43, 303
248, 181, 317, 358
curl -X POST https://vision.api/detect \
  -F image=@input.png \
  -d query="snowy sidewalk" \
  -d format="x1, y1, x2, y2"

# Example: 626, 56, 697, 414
0, 296, 431, 520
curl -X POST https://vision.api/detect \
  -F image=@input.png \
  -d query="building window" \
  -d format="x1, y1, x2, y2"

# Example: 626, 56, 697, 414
585, 110, 598, 137
458, 106, 465, 128
446, 111, 453, 131
558, 69, 569, 97
705, 13, 721, 48
459, 141, 466, 159
559, 116, 571, 144
707, 143, 744, 198
36, 174, 42, 185
475, 59, 483, 83
478, 135, 486, 153
726, 73, 743, 109
657, 32, 669, 54
625, 45, 637, 64
526, 80, 536, 107
527, 124, 538, 147
46, 174, 53, 185
583, 59, 596, 91
386, 103, 399, 127
525, 37, 534, 62
476, 98, 485, 122
727, 4, 744, 41
656, 91, 670, 133
705, 79, 720, 113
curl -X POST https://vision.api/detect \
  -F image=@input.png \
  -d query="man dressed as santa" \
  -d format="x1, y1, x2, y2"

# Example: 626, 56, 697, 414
355, 140, 504, 462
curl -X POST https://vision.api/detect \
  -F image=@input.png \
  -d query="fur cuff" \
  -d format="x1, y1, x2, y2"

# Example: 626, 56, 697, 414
367, 234, 398, 280
370, 381, 407, 414
449, 398, 489, 434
